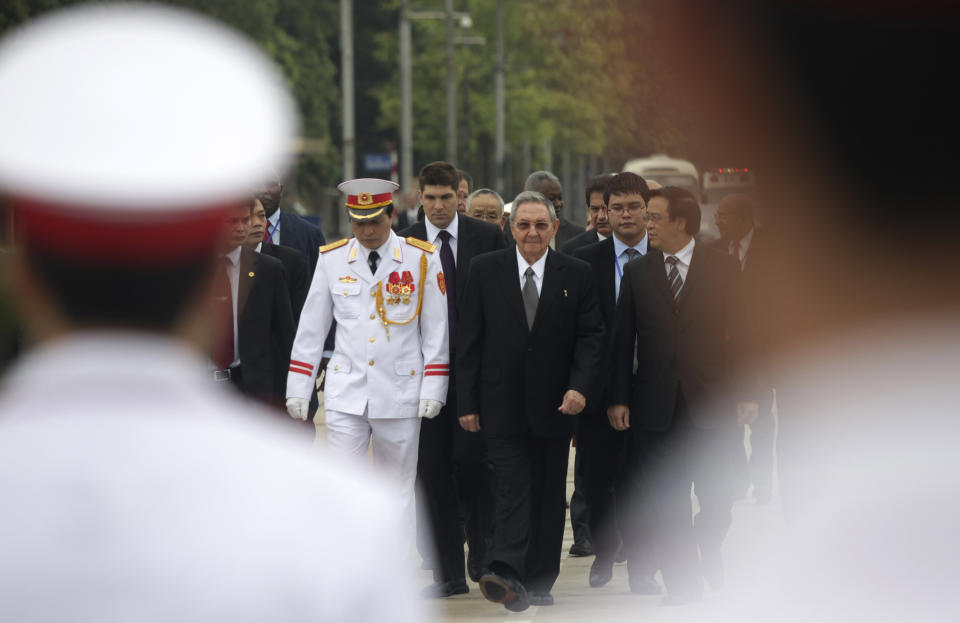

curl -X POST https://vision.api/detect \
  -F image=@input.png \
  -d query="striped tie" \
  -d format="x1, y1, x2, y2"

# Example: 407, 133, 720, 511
665, 255, 683, 303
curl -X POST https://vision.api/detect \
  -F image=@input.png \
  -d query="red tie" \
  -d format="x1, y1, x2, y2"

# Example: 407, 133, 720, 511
212, 256, 235, 370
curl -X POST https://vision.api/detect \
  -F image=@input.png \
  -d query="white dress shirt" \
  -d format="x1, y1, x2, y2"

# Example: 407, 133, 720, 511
220, 245, 242, 368
264, 209, 280, 245
613, 233, 648, 299
664, 236, 696, 284
516, 246, 548, 296
425, 213, 459, 265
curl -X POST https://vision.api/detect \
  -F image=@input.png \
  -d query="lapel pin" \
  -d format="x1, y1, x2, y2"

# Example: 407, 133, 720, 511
563, 289, 568, 297
248, 271, 255, 277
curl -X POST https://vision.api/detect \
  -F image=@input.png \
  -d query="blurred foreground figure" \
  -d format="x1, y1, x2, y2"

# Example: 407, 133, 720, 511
0, 5, 423, 622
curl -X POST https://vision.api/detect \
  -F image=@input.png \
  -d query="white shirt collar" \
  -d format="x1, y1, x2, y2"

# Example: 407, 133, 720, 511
424, 213, 459, 245
596, 232, 608, 241
612, 233, 648, 258
223, 245, 242, 266
516, 246, 548, 281
667, 236, 696, 266
267, 209, 280, 227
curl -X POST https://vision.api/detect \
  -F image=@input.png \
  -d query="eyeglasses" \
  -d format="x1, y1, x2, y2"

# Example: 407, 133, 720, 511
645, 212, 665, 223
607, 204, 645, 215
513, 220, 552, 232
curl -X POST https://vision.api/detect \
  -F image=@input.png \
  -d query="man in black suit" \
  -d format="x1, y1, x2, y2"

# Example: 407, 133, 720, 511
608, 187, 753, 605
258, 177, 326, 273
573, 172, 660, 593
458, 191, 604, 612
561, 173, 614, 255
401, 161, 506, 598
711, 193, 775, 503
246, 198, 309, 323
214, 203, 296, 409
523, 171, 584, 250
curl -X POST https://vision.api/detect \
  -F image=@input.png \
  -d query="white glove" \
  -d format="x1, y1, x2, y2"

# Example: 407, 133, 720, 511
418, 399, 443, 419
285, 397, 309, 421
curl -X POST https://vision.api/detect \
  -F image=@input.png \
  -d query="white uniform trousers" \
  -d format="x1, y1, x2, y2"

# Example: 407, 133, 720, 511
325, 408, 422, 549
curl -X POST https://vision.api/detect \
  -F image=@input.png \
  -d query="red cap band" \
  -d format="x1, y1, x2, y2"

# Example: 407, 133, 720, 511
11, 196, 235, 265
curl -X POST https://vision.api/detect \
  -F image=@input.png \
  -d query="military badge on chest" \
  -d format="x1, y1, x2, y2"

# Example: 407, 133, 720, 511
385, 270, 416, 305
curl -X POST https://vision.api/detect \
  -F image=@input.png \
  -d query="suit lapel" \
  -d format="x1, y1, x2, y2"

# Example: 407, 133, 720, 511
647, 248, 674, 311
676, 243, 703, 310
599, 238, 617, 312
237, 247, 255, 321
455, 218, 476, 309
533, 249, 563, 331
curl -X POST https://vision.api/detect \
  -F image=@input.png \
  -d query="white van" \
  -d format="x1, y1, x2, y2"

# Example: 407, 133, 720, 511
622, 154, 700, 202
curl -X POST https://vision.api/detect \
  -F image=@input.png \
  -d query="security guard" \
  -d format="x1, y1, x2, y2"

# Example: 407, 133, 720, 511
286, 178, 449, 541
0, 5, 422, 622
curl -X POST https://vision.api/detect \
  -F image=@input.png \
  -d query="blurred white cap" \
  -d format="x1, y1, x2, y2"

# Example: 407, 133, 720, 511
0, 3, 298, 210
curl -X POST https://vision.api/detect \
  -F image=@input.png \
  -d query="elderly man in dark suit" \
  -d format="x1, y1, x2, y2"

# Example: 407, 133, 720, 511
573, 172, 660, 593
608, 187, 753, 606
523, 171, 584, 250
401, 161, 506, 598
458, 191, 604, 612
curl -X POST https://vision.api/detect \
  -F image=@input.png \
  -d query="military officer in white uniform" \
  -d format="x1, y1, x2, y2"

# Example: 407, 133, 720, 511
287, 178, 449, 541
0, 6, 424, 622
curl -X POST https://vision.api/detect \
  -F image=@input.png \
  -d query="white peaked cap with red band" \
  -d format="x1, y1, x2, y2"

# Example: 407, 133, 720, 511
338, 178, 399, 221
0, 3, 299, 262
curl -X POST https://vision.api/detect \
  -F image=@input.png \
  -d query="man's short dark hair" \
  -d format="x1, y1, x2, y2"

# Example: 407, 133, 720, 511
585, 173, 614, 205
418, 161, 459, 191
719, 193, 755, 223
26, 250, 212, 330
457, 169, 473, 190
603, 172, 650, 206
649, 186, 701, 235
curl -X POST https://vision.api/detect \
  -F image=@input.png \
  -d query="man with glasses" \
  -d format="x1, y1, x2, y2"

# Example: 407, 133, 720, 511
561, 173, 615, 255
466, 189, 508, 230
523, 171, 584, 249
458, 191, 604, 612
573, 172, 661, 592
608, 187, 753, 606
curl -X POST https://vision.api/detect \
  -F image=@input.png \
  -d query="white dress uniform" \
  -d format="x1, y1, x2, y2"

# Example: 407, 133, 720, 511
0, 334, 426, 623
288, 226, 449, 540
0, 5, 426, 620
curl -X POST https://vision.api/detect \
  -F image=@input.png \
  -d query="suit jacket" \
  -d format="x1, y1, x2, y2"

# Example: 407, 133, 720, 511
572, 238, 619, 405
457, 248, 605, 438
555, 217, 585, 250
399, 215, 507, 323
237, 248, 296, 405
609, 243, 743, 431
260, 242, 309, 323
560, 229, 600, 255
277, 211, 325, 273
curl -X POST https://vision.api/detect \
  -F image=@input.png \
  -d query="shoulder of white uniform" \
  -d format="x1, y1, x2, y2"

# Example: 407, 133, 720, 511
318, 238, 349, 254
405, 236, 436, 253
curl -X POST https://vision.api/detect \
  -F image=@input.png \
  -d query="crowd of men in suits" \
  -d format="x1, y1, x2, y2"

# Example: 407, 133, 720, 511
215, 160, 768, 614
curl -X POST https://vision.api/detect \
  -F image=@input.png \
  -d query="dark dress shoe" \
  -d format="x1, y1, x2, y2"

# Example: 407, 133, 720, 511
528, 591, 554, 606
479, 570, 529, 612
628, 573, 662, 595
420, 579, 469, 598
568, 540, 595, 557
614, 543, 627, 564
589, 557, 614, 588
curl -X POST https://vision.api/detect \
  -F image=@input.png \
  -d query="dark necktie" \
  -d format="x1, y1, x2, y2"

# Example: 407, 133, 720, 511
437, 230, 457, 343
212, 256, 235, 370
625, 247, 640, 262
665, 255, 683, 306
522, 267, 538, 330
368, 250, 380, 275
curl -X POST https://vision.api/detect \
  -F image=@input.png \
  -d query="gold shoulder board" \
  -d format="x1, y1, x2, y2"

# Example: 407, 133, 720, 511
318, 238, 349, 254
406, 237, 437, 253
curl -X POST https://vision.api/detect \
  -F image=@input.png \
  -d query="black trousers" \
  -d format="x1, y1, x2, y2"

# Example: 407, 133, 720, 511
485, 432, 570, 593
625, 396, 739, 596
569, 445, 591, 545
416, 392, 496, 583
